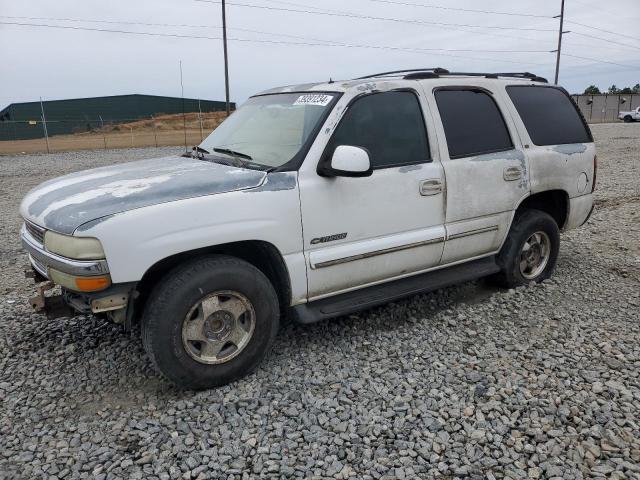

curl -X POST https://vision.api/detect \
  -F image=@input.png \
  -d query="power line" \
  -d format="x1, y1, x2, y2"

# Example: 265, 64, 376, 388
0, 13, 554, 48
571, 31, 640, 51
0, 15, 340, 45
0, 14, 554, 48
200, 0, 573, 52
0, 21, 551, 63
194, 0, 558, 32
565, 20, 640, 42
365, 0, 552, 19
562, 53, 640, 70
262, 0, 640, 45
261, 0, 640, 49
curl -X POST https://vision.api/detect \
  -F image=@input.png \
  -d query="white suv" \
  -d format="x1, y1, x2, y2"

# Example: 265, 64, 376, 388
20, 68, 596, 389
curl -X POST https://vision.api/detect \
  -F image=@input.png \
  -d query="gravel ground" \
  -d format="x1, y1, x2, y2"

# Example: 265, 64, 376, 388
1, 125, 639, 480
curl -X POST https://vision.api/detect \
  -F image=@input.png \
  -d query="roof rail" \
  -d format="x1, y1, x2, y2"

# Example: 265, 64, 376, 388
355, 68, 547, 83
441, 72, 548, 83
355, 68, 450, 79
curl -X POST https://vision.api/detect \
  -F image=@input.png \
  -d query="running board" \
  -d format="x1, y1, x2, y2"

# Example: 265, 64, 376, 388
292, 256, 500, 324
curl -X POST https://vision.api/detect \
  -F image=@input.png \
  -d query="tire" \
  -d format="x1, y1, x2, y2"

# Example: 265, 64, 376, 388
141, 255, 279, 389
624, 115, 632, 123
488, 209, 560, 288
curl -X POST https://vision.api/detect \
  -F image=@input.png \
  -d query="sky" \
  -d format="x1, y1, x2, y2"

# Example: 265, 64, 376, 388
0, 0, 638, 110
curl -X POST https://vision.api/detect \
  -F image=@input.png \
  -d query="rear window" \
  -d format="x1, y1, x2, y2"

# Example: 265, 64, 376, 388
507, 86, 592, 146
434, 89, 513, 159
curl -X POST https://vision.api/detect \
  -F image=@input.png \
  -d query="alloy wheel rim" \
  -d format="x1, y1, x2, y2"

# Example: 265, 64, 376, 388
182, 290, 255, 365
519, 231, 551, 280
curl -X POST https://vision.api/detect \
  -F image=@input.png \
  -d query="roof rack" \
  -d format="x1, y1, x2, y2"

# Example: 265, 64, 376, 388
356, 68, 450, 79
441, 72, 548, 83
355, 69, 547, 83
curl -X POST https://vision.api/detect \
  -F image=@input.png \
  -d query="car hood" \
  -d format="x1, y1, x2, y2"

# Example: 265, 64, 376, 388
20, 155, 267, 234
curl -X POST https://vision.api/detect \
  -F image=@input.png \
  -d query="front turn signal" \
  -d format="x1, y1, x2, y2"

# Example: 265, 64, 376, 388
48, 268, 111, 293
75, 276, 111, 292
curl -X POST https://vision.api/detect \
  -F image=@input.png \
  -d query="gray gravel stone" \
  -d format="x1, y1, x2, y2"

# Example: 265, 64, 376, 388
1, 124, 640, 479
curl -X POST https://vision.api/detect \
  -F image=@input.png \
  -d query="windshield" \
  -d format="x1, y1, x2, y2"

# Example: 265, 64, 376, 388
200, 93, 336, 169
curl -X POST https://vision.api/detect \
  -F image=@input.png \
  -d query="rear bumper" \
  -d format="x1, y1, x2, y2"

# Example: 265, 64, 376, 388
565, 194, 594, 230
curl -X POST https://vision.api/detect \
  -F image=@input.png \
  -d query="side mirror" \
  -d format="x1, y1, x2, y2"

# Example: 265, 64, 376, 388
319, 145, 373, 177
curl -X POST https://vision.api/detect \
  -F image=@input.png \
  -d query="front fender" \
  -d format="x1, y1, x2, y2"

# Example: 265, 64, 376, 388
75, 186, 304, 286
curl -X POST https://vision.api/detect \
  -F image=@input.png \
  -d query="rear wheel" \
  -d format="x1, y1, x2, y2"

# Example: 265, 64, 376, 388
141, 255, 279, 389
489, 209, 560, 288
624, 115, 633, 123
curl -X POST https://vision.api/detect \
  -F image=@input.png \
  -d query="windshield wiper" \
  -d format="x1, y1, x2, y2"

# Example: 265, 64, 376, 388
207, 146, 270, 171
213, 147, 253, 161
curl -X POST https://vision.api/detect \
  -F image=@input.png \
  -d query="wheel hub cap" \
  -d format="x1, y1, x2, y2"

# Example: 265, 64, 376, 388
203, 311, 233, 340
519, 231, 551, 280
181, 291, 256, 365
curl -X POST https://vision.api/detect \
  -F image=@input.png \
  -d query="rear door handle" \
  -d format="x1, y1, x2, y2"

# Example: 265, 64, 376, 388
503, 166, 523, 181
419, 179, 443, 196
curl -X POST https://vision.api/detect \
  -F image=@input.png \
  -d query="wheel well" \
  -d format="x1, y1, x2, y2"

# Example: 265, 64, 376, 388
516, 190, 568, 229
134, 241, 292, 321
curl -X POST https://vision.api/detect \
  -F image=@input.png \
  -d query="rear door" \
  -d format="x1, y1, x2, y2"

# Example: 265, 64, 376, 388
427, 86, 530, 264
298, 87, 446, 300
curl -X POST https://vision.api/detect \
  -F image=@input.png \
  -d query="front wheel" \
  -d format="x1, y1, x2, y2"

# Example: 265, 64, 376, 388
141, 255, 279, 389
489, 209, 560, 288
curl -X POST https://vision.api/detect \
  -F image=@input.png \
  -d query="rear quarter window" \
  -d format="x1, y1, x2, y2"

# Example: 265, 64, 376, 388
507, 86, 592, 146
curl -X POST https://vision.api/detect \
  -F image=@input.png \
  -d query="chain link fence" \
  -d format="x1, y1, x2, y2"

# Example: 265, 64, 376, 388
0, 111, 228, 155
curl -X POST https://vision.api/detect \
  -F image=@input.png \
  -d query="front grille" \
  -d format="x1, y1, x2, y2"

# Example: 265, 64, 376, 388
29, 254, 49, 278
25, 221, 46, 245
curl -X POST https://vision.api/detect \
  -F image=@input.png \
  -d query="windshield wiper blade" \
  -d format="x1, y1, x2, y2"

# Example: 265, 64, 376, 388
213, 147, 253, 161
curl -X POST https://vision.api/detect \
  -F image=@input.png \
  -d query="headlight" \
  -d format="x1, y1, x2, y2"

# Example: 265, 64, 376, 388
44, 231, 106, 260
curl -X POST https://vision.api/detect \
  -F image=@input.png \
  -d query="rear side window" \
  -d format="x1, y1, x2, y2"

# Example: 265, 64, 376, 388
507, 86, 592, 146
434, 89, 513, 159
328, 91, 430, 169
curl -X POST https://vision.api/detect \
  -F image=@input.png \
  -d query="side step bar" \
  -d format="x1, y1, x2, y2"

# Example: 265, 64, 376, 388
292, 256, 500, 324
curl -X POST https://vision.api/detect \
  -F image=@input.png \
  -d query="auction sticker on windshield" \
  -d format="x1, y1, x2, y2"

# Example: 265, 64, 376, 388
293, 94, 334, 107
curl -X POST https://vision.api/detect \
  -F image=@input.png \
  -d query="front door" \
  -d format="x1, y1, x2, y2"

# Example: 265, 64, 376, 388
427, 86, 530, 264
298, 88, 446, 300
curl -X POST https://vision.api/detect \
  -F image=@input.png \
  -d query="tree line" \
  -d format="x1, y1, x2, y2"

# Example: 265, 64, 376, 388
583, 84, 640, 95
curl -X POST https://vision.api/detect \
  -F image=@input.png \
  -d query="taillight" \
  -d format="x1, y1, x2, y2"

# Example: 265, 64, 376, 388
592, 155, 597, 192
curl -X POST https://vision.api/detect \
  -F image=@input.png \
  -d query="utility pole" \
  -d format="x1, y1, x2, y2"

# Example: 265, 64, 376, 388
222, 0, 231, 116
553, 0, 566, 85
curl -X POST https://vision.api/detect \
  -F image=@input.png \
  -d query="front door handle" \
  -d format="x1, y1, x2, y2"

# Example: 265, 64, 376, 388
420, 179, 443, 196
503, 166, 523, 181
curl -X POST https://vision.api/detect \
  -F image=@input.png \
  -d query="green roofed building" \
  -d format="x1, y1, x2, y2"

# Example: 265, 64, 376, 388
0, 94, 232, 141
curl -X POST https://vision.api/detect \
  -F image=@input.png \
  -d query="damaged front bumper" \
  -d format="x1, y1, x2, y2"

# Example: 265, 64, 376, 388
26, 277, 136, 325
21, 223, 135, 324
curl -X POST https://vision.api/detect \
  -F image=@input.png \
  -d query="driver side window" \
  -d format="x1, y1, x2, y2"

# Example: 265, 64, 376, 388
327, 91, 431, 169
